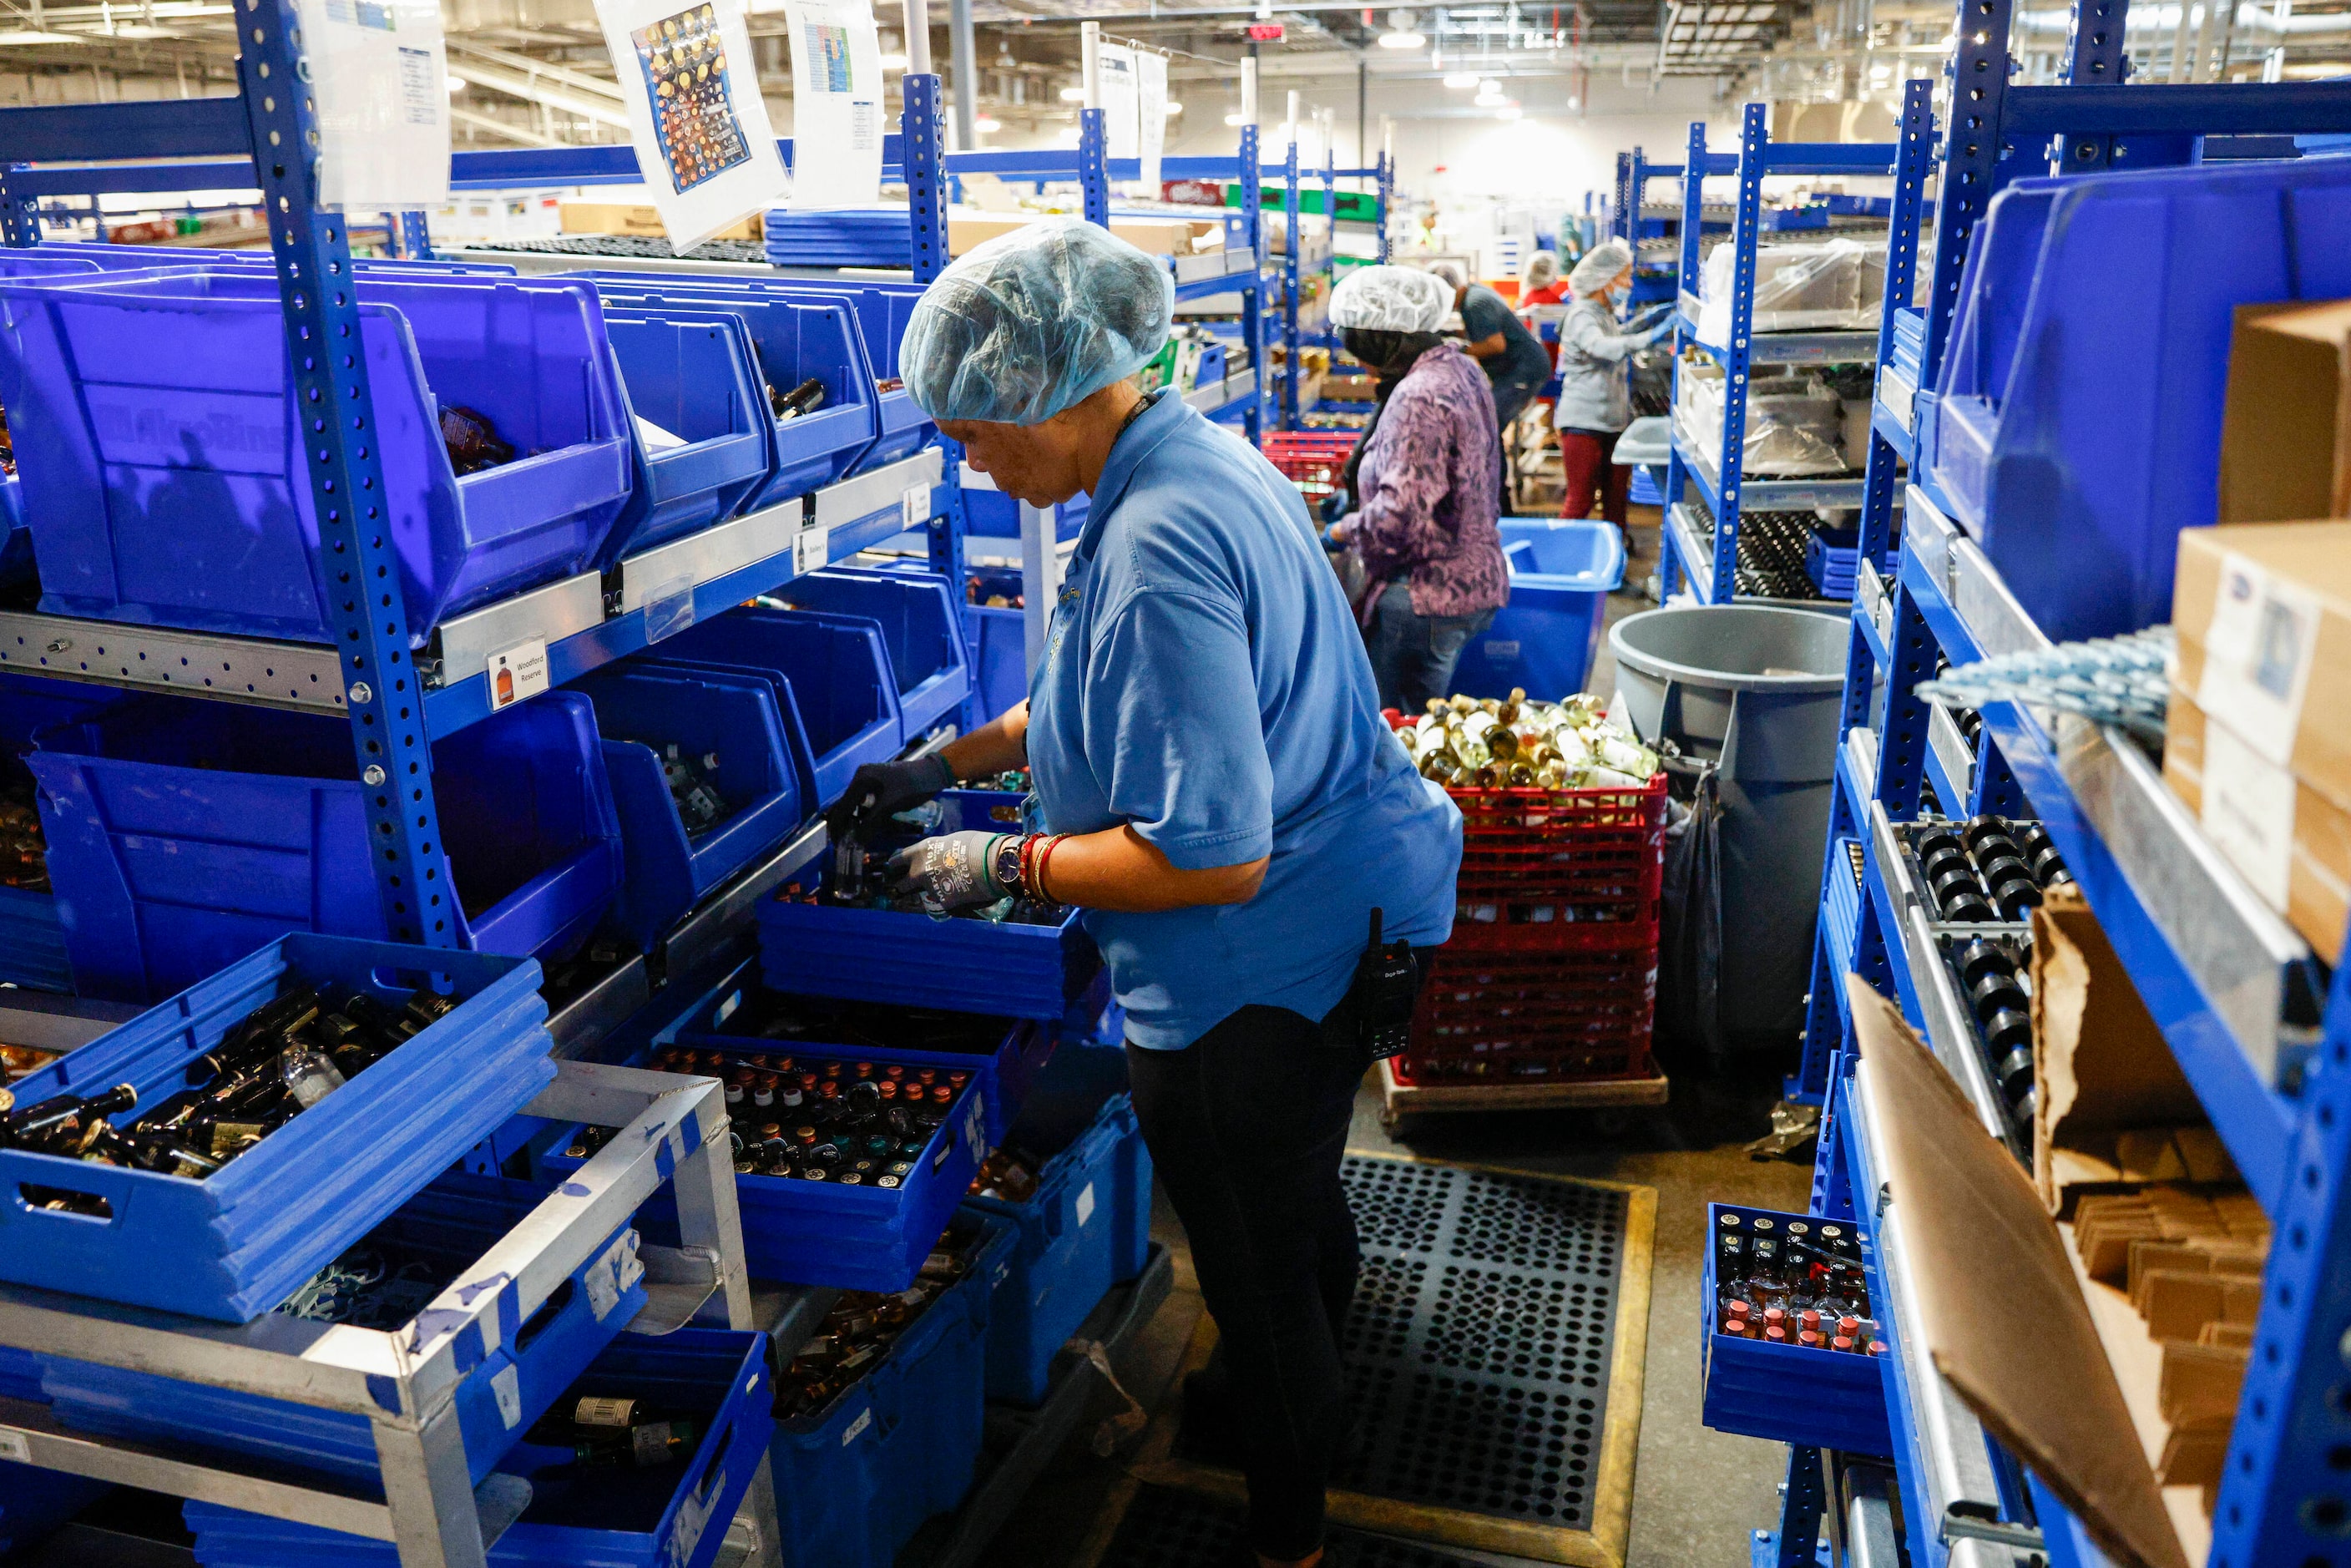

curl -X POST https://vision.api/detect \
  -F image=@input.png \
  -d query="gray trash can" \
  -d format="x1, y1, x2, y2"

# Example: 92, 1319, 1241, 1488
1609, 604, 1848, 1051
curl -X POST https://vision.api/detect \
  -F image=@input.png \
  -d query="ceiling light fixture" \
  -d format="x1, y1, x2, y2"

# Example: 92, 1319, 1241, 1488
1443, 70, 1479, 87
1224, 111, 1246, 126
1378, 7, 1424, 47
1165, 101, 1184, 114
974, 114, 1003, 131
1059, 84, 1087, 102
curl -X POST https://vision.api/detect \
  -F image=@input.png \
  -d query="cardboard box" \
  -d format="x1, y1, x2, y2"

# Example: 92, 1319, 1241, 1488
561, 201, 762, 242
2166, 521, 2351, 962
2218, 300, 2351, 524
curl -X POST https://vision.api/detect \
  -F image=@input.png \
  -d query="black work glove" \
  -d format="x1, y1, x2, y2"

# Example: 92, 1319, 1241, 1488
825, 752, 958, 840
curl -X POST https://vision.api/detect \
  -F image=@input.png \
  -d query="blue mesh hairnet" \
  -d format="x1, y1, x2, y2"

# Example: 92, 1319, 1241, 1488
902, 217, 1176, 426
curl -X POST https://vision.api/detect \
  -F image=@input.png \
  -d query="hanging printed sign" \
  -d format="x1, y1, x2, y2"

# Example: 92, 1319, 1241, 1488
1135, 49, 1167, 191
773, 0, 885, 210
1095, 41, 1140, 160
292, 0, 452, 210
594, 0, 788, 250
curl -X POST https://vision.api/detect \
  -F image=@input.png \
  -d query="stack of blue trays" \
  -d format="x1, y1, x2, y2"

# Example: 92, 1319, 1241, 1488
1805, 525, 1859, 599
1888, 306, 1926, 389
763, 209, 913, 267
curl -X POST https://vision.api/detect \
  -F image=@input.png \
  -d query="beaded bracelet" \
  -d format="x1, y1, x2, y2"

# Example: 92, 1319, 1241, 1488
1033, 834, 1069, 903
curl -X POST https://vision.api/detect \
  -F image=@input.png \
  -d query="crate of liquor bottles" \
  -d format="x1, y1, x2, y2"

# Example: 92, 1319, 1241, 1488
963, 1090, 1153, 1405
185, 1327, 775, 1568
770, 1214, 1014, 1568
1399, 925, 1659, 1083
38, 1174, 647, 1488
544, 1032, 994, 1292
1699, 1202, 1893, 1456
0, 933, 558, 1323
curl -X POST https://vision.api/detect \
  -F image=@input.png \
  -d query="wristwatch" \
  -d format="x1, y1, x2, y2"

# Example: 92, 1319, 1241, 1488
988, 833, 1027, 898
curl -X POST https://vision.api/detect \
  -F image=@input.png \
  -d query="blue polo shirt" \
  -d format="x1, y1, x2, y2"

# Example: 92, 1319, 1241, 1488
1024, 393, 1462, 1050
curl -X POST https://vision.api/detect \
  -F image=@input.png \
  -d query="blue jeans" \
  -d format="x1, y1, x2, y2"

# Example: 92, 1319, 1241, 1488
1365, 584, 1495, 712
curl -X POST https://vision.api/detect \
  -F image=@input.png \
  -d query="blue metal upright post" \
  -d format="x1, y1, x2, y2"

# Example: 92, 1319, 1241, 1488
1376, 151, 1392, 261
1282, 132, 1301, 430
1921, 0, 2019, 385
1707, 103, 1770, 605
1241, 124, 1267, 442
1858, 78, 1934, 573
397, 210, 432, 259
908, 73, 965, 621
1078, 106, 1110, 230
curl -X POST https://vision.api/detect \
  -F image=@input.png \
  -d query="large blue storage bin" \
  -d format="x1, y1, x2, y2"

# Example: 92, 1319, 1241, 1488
645, 605, 902, 811
0, 933, 555, 1322
39, 1174, 647, 1486
28, 691, 623, 1004
1697, 1202, 1892, 1456
961, 488, 1090, 540
963, 602, 1027, 723
768, 568, 972, 741
0, 671, 124, 994
599, 307, 776, 560
963, 1091, 1152, 1405
579, 277, 878, 504
1447, 518, 1625, 702
543, 1030, 999, 1291
0, 270, 633, 646
575, 664, 806, 952
183, 1328, 773, 1568
1919, 156, 2351, 641
0, 1464, 108, 1555
769, 1216, 1013, 1568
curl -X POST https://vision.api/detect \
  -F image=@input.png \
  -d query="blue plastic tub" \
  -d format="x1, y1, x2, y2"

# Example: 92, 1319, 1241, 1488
39, 1174, 646, 1486
963, 603, 1026, 723
768, 568, 972, 741
1447, 518, 1625, 701
1920, 157, 2351, 641
645, 605, 902, 812
541, 1034, 995, 1291
769, 1216, 1013, 1568
0, 270, 634, 645
599, 306, 776, 559
1698, 1202, 1892, 1456
0, 1463, 109, 1556
961, 488, 1090, 541
963, 1092, 1152, 1405
183, 1328, 772, 1568
579, 277, 877, 503
0, 671, 124, 994
0, 933, 555, 1322
575, 664, 806, 952
29, 691, 622, 1004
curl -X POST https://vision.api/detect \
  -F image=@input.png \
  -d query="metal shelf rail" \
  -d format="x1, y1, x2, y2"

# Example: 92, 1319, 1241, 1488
1768, 0, 2351, 1561
1657, 96, 1930, 607
1272, 136, 1388, 428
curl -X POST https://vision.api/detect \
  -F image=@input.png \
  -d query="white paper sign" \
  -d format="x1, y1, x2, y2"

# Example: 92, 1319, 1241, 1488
1096, 42, 1140, 160
487, 640, 549, 711
593, 0, 788, 250
774, 0, 885, 210
2197, 549, 2320, 766
2201, 718, 2300, 908
1135, 50, 1167, 191
293, 0, 452, 210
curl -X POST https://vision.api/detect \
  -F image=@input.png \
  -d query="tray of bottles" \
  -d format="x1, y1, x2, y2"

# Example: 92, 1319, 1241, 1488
0, 934, 556, 1323
756, 789, 1100, 1022
1699, 1202, 1893, 1457
543, 1034, 990, 1293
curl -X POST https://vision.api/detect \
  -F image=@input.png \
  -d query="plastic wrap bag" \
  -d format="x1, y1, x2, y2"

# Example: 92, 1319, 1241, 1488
1693, 236, 1884, 343
1674, 363, 1850, 477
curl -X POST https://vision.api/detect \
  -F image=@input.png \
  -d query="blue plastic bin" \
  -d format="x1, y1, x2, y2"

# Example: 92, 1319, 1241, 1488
28, 691, 623, 1004
963, 1092, 1152, 1404
0, 933, 555, 1322
961, 488, 1090, 541
599, 306, 776, 559
0, 672, 124, 994
39, 1174, 647, 1486
0, 1464, 109, 1555
1697, 1202, 1891, 1456
768, 568, 972, 741
769, 1216, 1014, 1568
574, 663, 806, 951
1446, 518, 1625, 701
645, 605, 902, 812
964, 603, 1027, 723
541, 1034, 994, 1291
183, 1328, 773, 1568
1919, 156, 2351, 641
0, 270, 634, 645
579, 277, 877, 503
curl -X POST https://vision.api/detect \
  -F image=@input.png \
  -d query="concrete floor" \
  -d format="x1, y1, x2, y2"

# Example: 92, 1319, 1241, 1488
981, 505, 1823, 1568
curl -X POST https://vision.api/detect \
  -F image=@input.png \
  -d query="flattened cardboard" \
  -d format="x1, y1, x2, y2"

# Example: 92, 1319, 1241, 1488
2030, 889, 2209, 1216
2217, 301, 2351, 524
1847, 976, 2189, 1568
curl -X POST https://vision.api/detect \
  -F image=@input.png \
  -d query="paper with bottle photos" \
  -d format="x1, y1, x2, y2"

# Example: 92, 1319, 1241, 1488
291, 0, 452, 210
593, 0, 786, 250
1136, 49, 1166, 190
1095, 41, 1139, 159
774, 0, 884, 210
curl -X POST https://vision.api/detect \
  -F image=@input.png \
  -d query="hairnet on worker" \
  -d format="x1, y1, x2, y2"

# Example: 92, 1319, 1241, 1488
900, 216, 1175, 427
1327, 265, 1451, 333
1521, 250, 1561, 294
1568, 237, 1634, 298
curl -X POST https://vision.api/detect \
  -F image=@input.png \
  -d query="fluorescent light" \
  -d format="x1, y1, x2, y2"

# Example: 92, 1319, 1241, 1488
878, 49, 908, 68
1443, 71, 1479, 88
1474, 90, 1505, 105
1059, 85, 1087, 103
445, 73, 465, 93
1165, 102, 1184, 115
974, 114, 1003, 131
1223, 112, 1246, 127
0, 30, 85, 43
1377, 28, 1424, 47
1480, 78, 1500, 93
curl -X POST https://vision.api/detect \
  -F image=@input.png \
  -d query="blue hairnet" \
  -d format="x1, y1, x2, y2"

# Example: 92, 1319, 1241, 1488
902, 217, 1176, 427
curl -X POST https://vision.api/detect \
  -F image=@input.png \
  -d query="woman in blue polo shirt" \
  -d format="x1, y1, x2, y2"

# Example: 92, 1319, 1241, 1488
827, 218, 1460, 1568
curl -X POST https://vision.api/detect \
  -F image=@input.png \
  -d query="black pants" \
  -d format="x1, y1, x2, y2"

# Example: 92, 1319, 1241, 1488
1127, 1008, 1366, 1560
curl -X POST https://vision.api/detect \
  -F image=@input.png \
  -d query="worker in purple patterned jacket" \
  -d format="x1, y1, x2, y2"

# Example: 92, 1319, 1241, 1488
1326, 265, 1511, 712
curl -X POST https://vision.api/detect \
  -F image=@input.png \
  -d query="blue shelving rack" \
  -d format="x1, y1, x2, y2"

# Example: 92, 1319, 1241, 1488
1274, 147, 1391, 429
1656, 97, 1931, 607
1756, 3, 2351, 1564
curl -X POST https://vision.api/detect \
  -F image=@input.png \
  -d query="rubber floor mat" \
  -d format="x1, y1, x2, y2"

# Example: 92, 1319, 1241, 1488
1130, 1155, 1655, 1568
1094, 1484, 1501, 1568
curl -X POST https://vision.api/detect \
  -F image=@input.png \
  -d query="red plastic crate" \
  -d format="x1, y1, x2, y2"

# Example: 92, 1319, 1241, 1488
1448, 774, 1668, 928
1401, 928, 1659, 1082
1259, 432, 1360, 497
